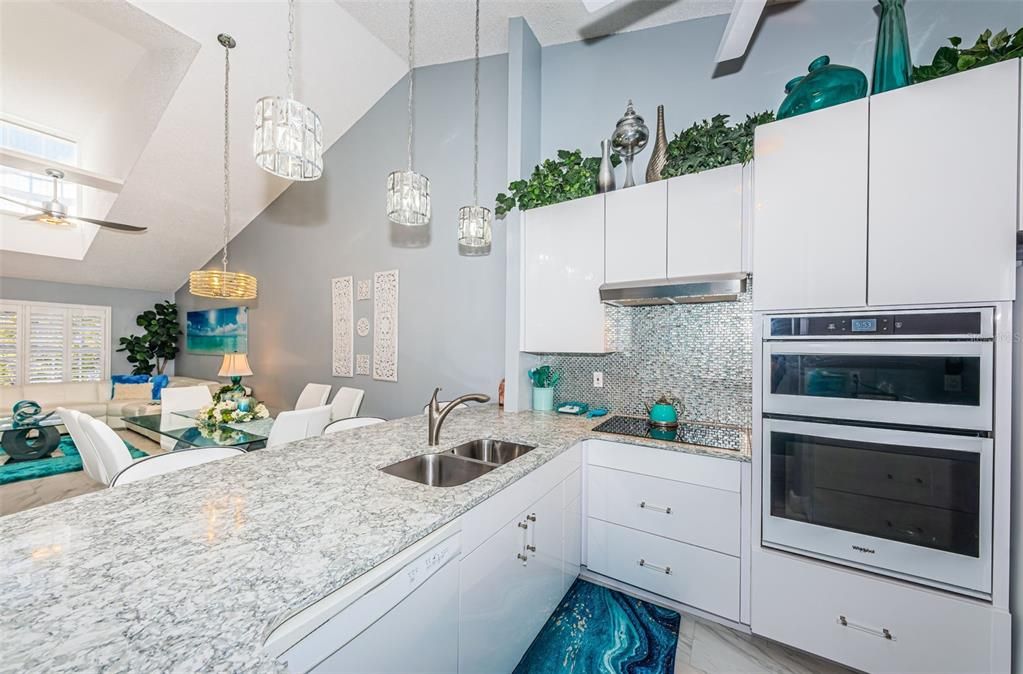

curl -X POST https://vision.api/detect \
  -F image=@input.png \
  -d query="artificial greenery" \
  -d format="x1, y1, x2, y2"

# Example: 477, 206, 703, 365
116, 301, 180, 376
660, 111, 775, 180
495, 149, 621, 218
913, 28, 1023, 83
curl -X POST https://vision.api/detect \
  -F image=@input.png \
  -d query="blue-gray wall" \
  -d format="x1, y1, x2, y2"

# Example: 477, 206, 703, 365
540, 0, 1022, 169
175, 55, 509, 418
0, 277, 172, 375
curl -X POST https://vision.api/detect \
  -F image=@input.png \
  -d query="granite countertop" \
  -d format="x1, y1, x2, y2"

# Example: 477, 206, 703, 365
0, 407, 749, 673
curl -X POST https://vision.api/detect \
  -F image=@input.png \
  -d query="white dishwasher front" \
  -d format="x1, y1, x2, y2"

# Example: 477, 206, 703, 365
264, 522, 461, 674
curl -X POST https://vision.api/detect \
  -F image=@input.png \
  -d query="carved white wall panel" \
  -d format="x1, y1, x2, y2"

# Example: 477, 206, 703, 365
332, 276, 354, 377
356, 317, 370, 337
357, 279, 371, 301
356, 354, 370, 376
373, 269, 398, 382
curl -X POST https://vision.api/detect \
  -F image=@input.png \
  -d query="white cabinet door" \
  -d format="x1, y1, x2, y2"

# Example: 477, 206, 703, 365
521, 194, 609, 353
868, 59, 1020, 305
605, 181, 668, 282
459, 508, 536, 674
522, 484, 566, 628
563, 469, 582, 592
752, 99, 869, 311
667, 164, 745, 277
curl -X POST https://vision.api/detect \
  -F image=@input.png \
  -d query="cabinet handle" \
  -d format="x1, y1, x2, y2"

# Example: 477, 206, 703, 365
837, 615, 895, 641
638, 559, 672, 575
518, 522, 529, 530
517, 520, 529, 566
526, 544, 536, 552
517, 553, 528, 562
639, 501, 672, 515
526, 514, 537, 522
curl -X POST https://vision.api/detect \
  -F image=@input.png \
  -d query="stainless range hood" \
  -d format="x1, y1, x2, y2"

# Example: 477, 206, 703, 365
599, 272, 747, 307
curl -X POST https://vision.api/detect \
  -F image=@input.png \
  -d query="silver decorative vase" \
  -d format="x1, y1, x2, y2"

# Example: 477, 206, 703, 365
597, 138, 616, 193
611, 99, 648, 189
645, 105, 668, 183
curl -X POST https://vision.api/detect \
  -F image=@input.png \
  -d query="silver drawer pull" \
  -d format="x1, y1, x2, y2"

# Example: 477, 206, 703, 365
639, 501, 672, 515
638, 559, 672, 575
837, 615, 895, 641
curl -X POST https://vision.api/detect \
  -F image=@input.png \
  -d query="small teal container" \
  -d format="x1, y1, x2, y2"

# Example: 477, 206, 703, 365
532, 387, 555, 411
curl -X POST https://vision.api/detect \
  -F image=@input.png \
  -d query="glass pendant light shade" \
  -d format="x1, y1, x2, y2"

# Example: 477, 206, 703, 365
254, 96, 323, 181
387, 170, 431, 226
458, 205, 491, 251
189, 270, 258, 300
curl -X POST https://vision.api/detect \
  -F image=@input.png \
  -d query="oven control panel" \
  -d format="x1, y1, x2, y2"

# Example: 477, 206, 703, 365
769, 310, 987, 338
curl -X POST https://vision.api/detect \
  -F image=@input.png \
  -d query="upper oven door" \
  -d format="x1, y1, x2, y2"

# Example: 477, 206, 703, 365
763, 340, 993, 431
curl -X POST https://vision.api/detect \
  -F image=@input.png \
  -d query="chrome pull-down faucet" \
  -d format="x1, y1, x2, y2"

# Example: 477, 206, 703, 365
427, 387, 490, 446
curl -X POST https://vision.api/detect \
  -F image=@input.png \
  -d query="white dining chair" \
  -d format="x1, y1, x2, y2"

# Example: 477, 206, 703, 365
323, 417, 386, 434
295, 383, 332, 411
329, 387, 365, 421
267, 405, 332, 448
110, 447, 245, 486
56, 408, 105, 485
160, 386, 214, 450
80, 415, 136, 486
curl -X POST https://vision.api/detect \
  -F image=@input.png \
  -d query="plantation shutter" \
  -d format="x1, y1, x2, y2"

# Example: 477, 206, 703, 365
26, 306, 67, 384
0, 304, 20, 386
69, 309, 106, 382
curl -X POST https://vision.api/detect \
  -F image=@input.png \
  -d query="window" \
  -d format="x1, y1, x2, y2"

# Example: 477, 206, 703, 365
0, 119, 78, 217
0, 300, 110, 386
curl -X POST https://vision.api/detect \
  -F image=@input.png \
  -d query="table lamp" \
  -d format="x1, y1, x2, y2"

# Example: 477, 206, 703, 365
219, 352, 252, 398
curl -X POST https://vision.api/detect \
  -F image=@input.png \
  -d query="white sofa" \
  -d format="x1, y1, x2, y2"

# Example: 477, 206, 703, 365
0, 376, 222, 430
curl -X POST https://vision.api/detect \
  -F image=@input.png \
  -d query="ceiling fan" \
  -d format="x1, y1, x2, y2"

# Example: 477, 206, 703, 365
0, 168, 146, 232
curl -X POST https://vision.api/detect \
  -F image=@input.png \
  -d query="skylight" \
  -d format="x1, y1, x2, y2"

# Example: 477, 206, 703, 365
0, 118, 78, 217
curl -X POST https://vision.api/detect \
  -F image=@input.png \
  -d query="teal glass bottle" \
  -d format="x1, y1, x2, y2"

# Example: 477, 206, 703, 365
872, 0, 912, 93
777, 56, 868, 120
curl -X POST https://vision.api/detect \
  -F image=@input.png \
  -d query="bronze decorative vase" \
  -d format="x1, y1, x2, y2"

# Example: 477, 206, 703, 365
645, 105, 668, 183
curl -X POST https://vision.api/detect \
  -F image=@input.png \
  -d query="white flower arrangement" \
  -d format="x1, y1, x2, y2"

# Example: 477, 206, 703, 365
196, 398, 269, 427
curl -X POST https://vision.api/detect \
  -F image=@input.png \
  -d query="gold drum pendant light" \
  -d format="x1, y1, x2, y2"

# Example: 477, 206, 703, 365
190, 34, 258, 301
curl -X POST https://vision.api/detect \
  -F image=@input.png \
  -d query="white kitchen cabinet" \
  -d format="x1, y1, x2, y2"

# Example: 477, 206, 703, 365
605, 181, 668, 282
752, 99, 869, 311
459, 482, 567, 674
868, 59, 1020, 305
521, 194, 609, 353
667, 164, 746, 278
563, 469, 582, 592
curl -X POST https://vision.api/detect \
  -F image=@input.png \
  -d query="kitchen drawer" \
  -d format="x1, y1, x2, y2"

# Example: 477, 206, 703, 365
752, 550, 1010, 674
588, 465, 739, 555
587, 519, 740, 621
587, 439, 741, 492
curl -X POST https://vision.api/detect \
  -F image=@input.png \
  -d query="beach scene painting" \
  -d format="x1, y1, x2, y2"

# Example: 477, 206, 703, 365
186, 307, 248, 354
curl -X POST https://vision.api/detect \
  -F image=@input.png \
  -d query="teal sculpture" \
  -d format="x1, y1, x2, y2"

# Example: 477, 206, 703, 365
777, 56, 868, 120
872, 0, 912, 93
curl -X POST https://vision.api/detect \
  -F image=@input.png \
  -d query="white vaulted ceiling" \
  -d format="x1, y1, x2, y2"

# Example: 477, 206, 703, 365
0, 0, 407, 292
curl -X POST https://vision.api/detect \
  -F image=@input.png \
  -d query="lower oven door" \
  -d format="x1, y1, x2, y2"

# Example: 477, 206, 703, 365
762, 417, 992, 597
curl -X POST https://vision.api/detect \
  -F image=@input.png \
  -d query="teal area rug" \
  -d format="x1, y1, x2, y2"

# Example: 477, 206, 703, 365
514, 579, 680, 674
0, 435, 146, 486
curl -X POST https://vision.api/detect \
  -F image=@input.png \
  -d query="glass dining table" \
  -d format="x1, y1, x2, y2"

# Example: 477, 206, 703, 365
123, 410, 271, 451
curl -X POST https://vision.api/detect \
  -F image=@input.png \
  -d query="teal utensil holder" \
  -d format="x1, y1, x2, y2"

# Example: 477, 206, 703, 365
778, 56, 868, 120
532, 387, 555, 412
872, 0, 912, 94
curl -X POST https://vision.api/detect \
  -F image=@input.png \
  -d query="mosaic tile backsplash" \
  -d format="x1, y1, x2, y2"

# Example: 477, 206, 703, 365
538, 286, 753, 427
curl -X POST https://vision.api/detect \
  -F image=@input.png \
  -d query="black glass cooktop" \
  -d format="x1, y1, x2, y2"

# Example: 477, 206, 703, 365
592, 415, 748, 451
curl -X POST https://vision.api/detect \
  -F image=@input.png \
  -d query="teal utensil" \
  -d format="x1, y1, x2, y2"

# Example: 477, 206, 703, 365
777, 56, 868, 120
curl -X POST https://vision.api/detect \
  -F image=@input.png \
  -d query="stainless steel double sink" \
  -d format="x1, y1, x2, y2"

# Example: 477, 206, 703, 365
380, 439, 536, 487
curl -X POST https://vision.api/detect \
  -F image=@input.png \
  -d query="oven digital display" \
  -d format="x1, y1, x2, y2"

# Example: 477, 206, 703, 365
851, 318, 877, 333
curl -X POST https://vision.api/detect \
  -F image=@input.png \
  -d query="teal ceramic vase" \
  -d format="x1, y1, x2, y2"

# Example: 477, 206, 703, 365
532, 387, 554, 412
777, 56, 868, 120
872, 0, 912, 94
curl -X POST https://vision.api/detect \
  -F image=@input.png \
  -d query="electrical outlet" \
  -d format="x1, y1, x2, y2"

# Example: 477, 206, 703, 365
593, 371, 604, 388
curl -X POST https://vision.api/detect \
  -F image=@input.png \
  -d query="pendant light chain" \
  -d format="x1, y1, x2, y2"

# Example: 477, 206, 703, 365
472, 0, 480, 206
287, 0, 296, 100
407, 0, 415, 171
222, 38, 232, 279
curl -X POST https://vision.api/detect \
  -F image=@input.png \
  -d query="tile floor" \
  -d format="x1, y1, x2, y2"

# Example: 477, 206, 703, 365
2, 432, 856, 674
676, 612, 856, 674
0, 430, 163, 517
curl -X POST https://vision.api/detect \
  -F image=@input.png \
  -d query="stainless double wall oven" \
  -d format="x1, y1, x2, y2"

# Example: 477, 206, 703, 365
760, 308, 997, 596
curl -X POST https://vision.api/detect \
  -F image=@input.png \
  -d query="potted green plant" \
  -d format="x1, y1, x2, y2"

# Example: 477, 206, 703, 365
527, 365, 559, 412
913, 28, 1022, 83
495, 149, 621, 218
116, 301, 180, 376
660, 111, 775, 179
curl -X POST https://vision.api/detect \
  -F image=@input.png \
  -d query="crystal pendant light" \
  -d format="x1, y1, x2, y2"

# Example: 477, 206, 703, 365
386, 0, 431, 227
190, 34, 258, 301
457, 0, 491, 254
254, 0, 323, 181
